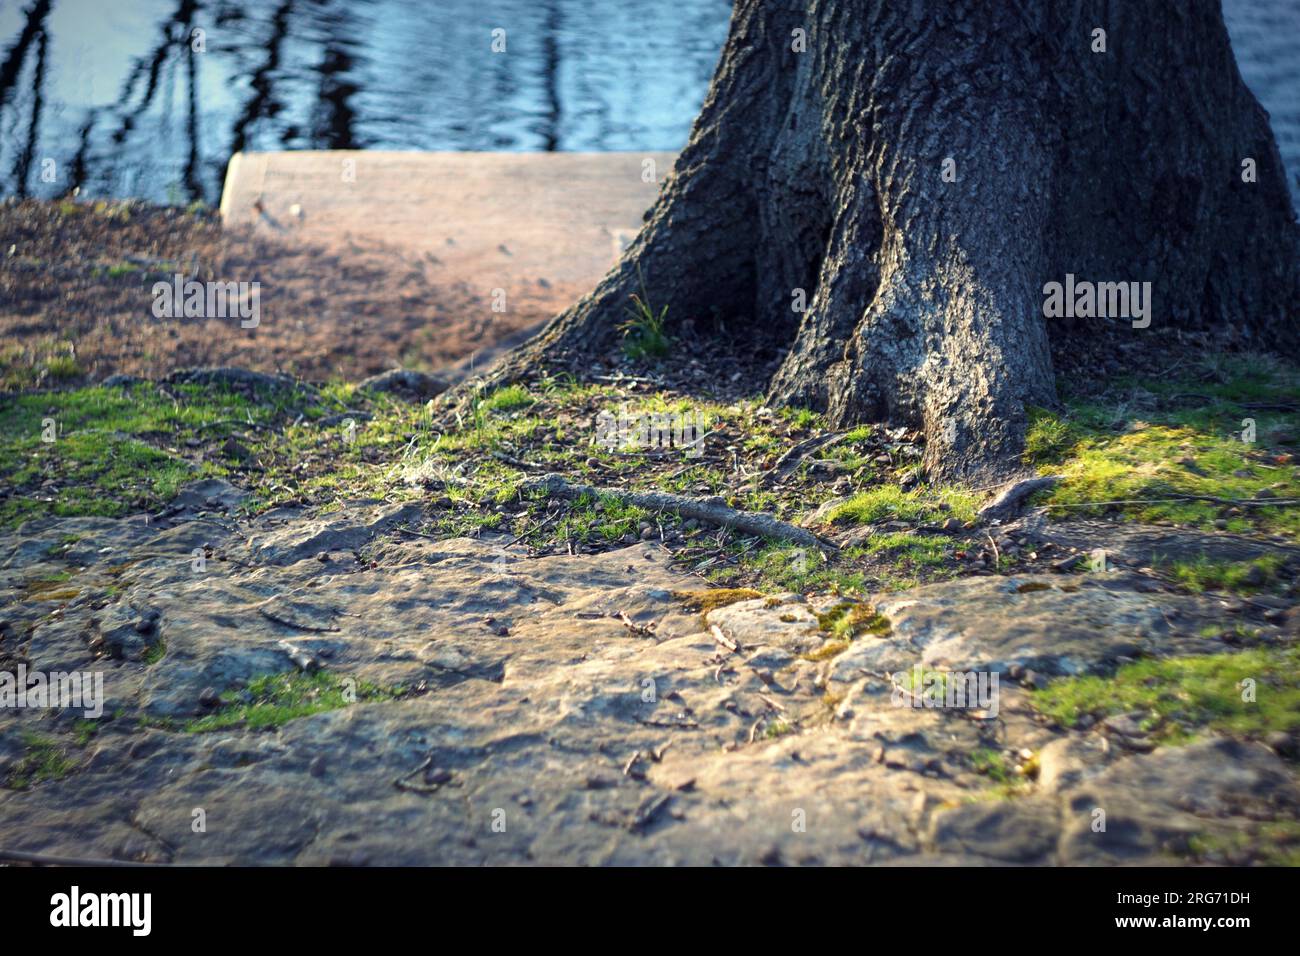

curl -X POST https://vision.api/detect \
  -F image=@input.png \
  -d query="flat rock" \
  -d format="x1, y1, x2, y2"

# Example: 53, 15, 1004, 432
829, 573, 1223, 684
1, 505, 1294, 865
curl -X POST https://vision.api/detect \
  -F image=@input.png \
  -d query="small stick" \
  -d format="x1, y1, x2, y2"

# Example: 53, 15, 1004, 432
709, 624, 738, 653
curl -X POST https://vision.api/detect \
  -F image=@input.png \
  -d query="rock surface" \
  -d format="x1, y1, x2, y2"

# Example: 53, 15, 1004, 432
1, 489, 1296, 865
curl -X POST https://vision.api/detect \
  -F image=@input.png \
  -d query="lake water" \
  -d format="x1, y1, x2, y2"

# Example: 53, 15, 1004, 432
0, 0, 731, 203
1, 0, 1296, 211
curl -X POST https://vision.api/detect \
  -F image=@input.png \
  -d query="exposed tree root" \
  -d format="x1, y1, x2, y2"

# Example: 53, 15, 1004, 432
518, 473, 836, 551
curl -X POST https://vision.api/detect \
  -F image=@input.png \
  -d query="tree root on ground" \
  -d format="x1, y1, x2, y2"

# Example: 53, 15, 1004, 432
519, 473, 836, 551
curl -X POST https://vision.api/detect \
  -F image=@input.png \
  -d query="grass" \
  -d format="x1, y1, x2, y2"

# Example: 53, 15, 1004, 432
1165, 553, 1284, 594
1032, 646, 1300, 747
967, 747, 1035, 797
763, 719, 795, 739
4, 731, 76, 790
1185, 821, 1300, 866
182, 671, 402, 733
479, 384, 534, 414
0, 340, 83, 390
619, 267, 672, 361
0, 381, 437, 530
827, 485, 979, 526
1025, 354, 1300, 540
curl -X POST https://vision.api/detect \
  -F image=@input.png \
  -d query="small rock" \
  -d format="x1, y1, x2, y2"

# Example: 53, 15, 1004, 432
309, 756, 327, 777
221, 437, 251, 460
199, 687, 220, 708
1265, 731, 1296, 758
1052, 554, 1083, 572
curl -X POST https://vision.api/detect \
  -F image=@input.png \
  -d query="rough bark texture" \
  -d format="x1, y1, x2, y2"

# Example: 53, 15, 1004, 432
478, 0, 1299, 480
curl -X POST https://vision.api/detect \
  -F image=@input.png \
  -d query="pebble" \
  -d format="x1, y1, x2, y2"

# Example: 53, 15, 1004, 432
1265, 731, 1296, 757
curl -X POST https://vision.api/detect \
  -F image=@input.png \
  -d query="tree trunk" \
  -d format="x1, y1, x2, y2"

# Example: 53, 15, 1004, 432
477, 0, 1299, 481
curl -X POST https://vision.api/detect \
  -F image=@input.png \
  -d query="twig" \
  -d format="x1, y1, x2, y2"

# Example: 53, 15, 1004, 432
618, 611, 656, 637
1050, 495, 1299, 509
395, 524, 440, 540
984, 532, 1000, 567
709, 624, 738, 653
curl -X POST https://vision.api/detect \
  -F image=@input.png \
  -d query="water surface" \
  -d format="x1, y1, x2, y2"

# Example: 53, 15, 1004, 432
1, 0, 1296, 211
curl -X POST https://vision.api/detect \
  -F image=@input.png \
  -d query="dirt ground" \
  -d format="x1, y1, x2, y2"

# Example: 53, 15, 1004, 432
0, 199, 584, 389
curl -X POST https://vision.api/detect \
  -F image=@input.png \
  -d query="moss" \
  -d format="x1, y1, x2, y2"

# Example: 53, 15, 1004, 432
828, 485, 979, 526
1185, 821, 1300, 866
72, 720, 98, 747
966, 747, 1035, 799
742, 543, 869, 595
182, 671, 401, 733
816, 602, 891, 639
763, 719, 795, 739
860, 531, 953, 569
1027, 355, 1300, 541
672, 588, 764, 616
802, 639, 850, 662
479, 385, 535, 414
1032, 646, 1300, 747
0, 381, 438, 530
1165, 553, 1284, 594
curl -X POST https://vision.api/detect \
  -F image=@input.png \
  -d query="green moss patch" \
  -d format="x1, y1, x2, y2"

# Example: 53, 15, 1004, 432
672, 587, 764, 617
816, 601, 890, 639
1032, 646, 1300, 747
827, 485, 978, 526
4, 731, 77, 790
1025, 354, 1300, 540
183, 671, 402, 733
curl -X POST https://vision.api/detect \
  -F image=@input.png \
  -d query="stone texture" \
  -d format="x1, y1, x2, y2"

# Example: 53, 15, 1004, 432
0, 490, 1296, 865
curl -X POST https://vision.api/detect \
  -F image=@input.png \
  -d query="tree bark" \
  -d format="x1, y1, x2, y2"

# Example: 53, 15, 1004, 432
475, 0, 1299, 481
